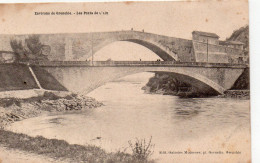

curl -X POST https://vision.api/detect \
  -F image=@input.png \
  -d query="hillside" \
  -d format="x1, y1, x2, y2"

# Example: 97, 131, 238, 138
227, 25, 250, 90
226, 25, 249, 53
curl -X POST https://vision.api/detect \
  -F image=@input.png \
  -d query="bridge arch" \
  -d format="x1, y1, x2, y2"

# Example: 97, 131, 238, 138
91, 40, 160, 61
37, 66, 227, 95
33, 61, 244, 94
93, 39, 178, 61
77, 68, 225, 95
84, 33, 179, 61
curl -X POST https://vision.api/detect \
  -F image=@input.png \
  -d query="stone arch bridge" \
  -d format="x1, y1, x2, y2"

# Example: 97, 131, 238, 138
7, 30, 194, 62
29, 61, 247, 95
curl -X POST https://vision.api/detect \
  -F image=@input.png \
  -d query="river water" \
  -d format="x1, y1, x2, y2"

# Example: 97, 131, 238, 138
7, 72, 250, 163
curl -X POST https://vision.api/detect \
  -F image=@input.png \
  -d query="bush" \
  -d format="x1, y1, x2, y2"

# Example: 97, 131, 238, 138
128, 136, 154, 162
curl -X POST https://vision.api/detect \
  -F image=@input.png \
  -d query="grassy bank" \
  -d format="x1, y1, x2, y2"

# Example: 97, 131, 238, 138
0, 130, 154, 163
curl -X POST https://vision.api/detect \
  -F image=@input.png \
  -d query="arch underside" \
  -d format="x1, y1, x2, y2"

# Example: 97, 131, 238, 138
93, 39, 177, 61
124, 39, 176, 61
37, 66, 226, 95
82, 69, 224, 95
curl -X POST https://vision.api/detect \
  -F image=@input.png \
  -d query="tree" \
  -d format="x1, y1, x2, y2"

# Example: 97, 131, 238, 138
25, 35, 43, 56
10, 39, 27, 61
10, 35, 49, 61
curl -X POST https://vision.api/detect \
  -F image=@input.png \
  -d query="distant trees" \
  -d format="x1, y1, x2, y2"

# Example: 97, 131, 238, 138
10, 35, 49, 62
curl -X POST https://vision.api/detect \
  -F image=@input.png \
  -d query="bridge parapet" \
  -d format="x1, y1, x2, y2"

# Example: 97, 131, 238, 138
20, 60, 248, 68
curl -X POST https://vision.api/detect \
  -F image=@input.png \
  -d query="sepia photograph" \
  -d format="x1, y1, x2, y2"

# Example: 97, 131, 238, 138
0, 0, 251, 162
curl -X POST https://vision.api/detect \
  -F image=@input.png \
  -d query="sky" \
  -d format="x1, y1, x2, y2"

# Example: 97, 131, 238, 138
0, 0, 249, 60
0, 0, 248, 40
93, 41, 161, 61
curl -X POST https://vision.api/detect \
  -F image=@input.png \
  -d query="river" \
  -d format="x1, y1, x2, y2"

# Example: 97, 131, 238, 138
7, 72, 250, 163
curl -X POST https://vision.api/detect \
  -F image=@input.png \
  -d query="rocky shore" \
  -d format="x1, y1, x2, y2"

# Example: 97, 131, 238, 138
0, 91, 103, 128
142, 73, 189, 95
220, 90, 250, 99
142, 72, 216, 98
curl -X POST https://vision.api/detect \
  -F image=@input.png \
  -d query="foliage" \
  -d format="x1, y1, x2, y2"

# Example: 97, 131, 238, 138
10, 35, 48, 61
128, 136, 155, 162
10, 39, 26, 61
226, 25, 249, 55
10, 39, 23, 53
143, 72, 219, 97
145, 73, 191, 93
25, 35, 43, 55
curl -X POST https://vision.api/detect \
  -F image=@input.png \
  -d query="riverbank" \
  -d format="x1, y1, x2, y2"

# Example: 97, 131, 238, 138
220, 90, 250, 100
0, 129, 154, 163
0, 90, 154, 163
0, 91, 103, 128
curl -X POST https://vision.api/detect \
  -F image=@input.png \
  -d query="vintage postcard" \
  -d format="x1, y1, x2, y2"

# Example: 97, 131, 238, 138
0, 1, 250, 163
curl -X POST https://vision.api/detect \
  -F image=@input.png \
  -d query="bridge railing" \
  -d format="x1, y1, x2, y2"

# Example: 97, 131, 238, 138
19, 60, 248, 68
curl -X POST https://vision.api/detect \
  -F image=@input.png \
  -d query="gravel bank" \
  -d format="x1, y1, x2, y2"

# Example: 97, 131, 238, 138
0, 91, 103, 128
220, 90, 250, 99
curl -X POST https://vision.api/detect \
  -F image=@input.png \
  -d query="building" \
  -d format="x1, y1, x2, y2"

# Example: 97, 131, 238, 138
219, 41, 244, 50
192, 31, 245, 64
192, 31, 219, 45
192, 31, 229, 63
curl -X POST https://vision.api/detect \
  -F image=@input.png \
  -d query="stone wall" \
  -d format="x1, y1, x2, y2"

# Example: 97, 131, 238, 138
0, 64, 39, 91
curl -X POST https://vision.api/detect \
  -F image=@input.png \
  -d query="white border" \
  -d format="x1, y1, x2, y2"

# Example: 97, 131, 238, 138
0, 0, 183, 2
0, 0, 259, 162
249, 0, 260, 162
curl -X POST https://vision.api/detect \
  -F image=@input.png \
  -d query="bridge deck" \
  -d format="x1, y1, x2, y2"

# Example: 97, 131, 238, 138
16, 61, 248, 68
